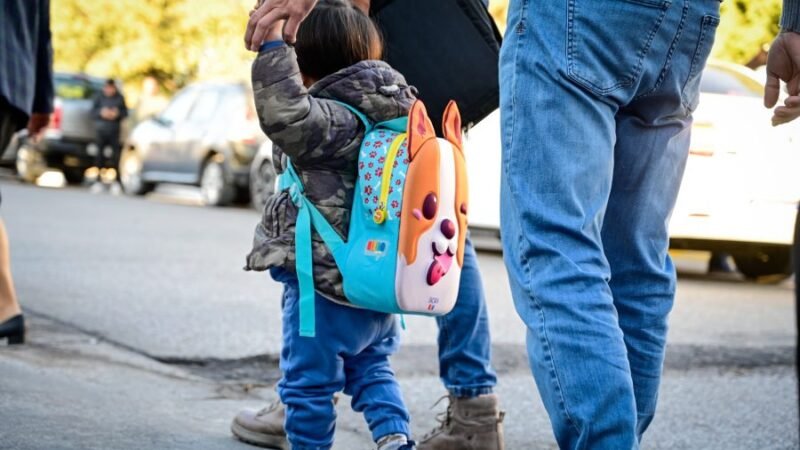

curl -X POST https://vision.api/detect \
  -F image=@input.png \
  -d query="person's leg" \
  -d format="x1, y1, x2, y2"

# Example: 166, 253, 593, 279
436, 237, 497, 396
342, 313, 410, 445
500, 3, 633, 443
498, 0, 715, 447
416, 237, 504, 449
793, 204, 799, 423
95, 131, 108, 173
602, 1, 720, 440
0, 219, 21, 322
275, 274, 345, 450
274, 269, 410, 449
0, 111, 22, 326
109, 131, 122, 181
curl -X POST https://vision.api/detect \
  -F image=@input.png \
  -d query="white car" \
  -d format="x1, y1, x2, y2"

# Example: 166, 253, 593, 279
463, 61, 799, 280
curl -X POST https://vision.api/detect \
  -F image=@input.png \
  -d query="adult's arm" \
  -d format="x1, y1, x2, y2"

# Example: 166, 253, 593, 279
764, 0, 800, 126
28, 0, 53, 135
245, 0, 369, 51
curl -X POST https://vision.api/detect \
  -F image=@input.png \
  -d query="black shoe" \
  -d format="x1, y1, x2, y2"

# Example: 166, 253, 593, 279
0, 314, 25, 345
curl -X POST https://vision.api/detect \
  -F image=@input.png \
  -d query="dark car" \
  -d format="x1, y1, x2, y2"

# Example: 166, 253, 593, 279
120, 82, 265, 206
8, 73, 123, 184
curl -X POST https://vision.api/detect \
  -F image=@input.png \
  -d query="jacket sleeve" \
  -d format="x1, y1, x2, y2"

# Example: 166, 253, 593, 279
117, 95, 128, 120
251, 44, 362, 167
31, 0, 53, 115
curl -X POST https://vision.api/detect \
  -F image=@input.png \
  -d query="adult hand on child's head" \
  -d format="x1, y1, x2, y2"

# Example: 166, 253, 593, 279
764, 31, 800, 126
245, 0, 318, 51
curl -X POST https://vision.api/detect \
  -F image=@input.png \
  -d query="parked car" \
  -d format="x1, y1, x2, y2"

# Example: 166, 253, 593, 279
669, 61, 800, 279
10, 72, 122, 184
463, 61, 800, 280
120, 82, 265, 206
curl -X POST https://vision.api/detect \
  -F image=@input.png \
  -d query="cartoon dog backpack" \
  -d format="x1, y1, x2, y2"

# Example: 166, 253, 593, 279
281, 99, 468, 337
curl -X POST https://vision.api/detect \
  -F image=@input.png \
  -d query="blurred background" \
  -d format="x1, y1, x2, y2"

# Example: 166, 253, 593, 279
45, 0, 785, 101
1, 1, 798, 449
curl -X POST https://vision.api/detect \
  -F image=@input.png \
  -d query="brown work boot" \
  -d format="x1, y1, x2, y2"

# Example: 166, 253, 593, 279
231, 400, 289, 449
417, 393, 505, 450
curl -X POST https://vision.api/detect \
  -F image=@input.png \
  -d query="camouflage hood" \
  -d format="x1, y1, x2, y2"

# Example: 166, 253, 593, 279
245, 44, 416, 304
309, 60, 416, 123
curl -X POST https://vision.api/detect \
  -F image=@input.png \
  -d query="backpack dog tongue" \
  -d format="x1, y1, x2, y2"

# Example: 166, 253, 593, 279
427, 249, 454, 286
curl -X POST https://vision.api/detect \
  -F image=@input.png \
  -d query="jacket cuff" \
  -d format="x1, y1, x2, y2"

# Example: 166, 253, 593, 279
782, 0, 800, 32
258, 40, 286, 54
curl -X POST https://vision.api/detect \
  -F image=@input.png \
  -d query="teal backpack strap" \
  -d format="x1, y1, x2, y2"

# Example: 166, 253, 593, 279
375, 117, 408, 133
282, 160, 348, 337
333, 101, 373, 133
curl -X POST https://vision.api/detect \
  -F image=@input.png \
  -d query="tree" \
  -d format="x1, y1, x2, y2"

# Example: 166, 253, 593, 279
713, 0, 782, 65
51, 0, 254, 96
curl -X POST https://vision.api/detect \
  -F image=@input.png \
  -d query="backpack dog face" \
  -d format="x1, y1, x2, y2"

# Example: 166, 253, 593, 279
396, 101, 467, 312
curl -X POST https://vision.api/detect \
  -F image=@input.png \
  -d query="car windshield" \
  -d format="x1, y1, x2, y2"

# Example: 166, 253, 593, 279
700, 66, 764, 98
54, 74, 104, 100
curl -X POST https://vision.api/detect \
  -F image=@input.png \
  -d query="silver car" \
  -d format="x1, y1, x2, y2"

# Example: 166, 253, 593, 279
120, 82, 266, 206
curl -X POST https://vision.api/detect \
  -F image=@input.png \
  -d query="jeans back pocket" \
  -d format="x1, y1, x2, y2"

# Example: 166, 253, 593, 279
567, 0, 670, 95
681, 14, 720, 112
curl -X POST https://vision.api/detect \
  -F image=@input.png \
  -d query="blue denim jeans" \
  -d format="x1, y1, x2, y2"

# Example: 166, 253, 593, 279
499, 0, 721, 448
436, 237, 498, 397
272, 268, 409, 450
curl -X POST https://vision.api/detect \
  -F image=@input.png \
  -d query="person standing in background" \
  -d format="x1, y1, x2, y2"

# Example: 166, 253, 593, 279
91, 79, 127, 192
133, 76, 168, 124
0, 0, 54, 344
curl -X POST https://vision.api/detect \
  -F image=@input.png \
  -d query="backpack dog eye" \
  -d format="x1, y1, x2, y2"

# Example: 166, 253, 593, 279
281, 100, 469, 337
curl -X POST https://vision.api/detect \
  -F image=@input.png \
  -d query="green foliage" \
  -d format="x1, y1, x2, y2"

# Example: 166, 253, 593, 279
51, 0, 255, 95
713, 0, 782, 64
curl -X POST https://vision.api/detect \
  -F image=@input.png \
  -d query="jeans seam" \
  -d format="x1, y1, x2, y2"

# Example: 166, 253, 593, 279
515, 226, 582, 437
502, 8, 579, 434
635, 0, 689, 100
503, 40, 581, 434
680, 14, 720, 111
503, 0, 525, 172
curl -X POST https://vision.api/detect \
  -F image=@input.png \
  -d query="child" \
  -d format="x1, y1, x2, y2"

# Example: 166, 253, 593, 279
244, 1, 417, 449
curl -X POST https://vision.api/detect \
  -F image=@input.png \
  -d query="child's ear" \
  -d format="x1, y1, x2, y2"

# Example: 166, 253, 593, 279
407, 100, 435, 161
441, 100, 463, 153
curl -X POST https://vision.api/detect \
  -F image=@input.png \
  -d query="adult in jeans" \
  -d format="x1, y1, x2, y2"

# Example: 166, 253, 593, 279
499, 1, 800, 448
236, 1, 502, 449
0, 0, 53, 345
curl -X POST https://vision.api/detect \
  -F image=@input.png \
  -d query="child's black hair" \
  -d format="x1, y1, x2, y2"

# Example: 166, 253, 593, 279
295, 0, 383, 81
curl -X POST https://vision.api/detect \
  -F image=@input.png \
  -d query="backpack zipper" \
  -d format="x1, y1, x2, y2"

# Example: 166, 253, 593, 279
373, 133, 407, 224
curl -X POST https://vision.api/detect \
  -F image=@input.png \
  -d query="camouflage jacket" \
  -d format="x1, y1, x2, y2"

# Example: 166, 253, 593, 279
245, 43, 416, 303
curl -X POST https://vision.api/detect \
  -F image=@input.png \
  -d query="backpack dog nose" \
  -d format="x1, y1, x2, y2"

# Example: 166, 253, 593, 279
440, 219, 456, 239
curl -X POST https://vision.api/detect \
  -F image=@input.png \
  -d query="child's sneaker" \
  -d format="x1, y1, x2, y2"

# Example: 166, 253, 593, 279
377, 433, 415, 450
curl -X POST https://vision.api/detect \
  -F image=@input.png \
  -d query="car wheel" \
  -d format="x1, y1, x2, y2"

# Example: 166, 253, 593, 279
63, 169, 86, 185
200, 158, 234, 207
733, 248, 793, 281
15, 144, 46, 183
250, 160, 275, 211
120, 149, 155, 195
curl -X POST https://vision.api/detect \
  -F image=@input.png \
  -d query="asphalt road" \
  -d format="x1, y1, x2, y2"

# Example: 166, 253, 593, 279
0, 180, 797, 449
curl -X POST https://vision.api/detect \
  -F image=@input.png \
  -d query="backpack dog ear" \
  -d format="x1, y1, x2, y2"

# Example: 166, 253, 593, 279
441, 101, 463, 152
407, 100, 435, 161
